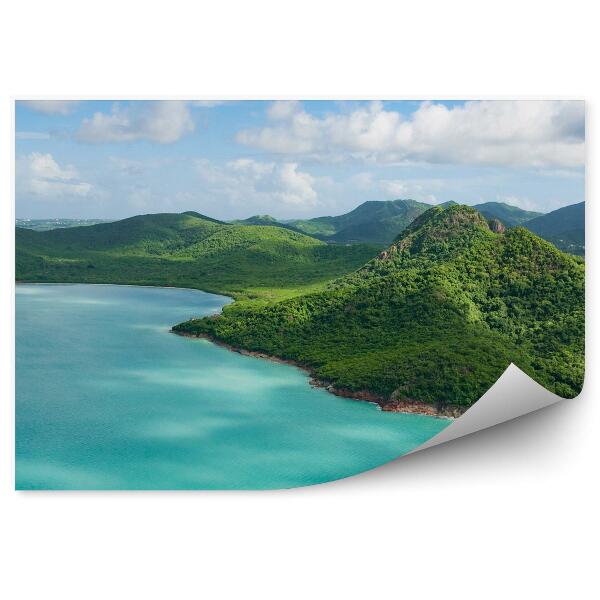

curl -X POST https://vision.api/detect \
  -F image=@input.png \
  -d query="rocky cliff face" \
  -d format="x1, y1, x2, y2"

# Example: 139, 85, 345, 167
488, 218, 506, 234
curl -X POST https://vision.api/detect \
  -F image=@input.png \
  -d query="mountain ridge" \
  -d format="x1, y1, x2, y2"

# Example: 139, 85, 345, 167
472, 201, 542, 226
233, 199, 561, 250
175, 205, 584, 411
525, 202, 584, 255
17, 199, 582, 257
287, 199, 432, 244
16, 211, 379, 299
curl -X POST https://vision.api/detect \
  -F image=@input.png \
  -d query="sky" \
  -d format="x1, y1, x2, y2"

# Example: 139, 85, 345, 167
15, 99, 585, 220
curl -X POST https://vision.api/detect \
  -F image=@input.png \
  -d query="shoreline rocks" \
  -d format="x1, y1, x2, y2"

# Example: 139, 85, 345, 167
171, 329, 462, 419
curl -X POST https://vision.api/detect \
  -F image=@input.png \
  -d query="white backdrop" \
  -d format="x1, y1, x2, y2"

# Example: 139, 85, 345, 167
1, 2, 597, 599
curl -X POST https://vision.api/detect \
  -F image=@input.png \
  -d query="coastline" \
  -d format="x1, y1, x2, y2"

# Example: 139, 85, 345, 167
15, 280, 234, 303
171, 329, 461, 419
18, 282, 460, 418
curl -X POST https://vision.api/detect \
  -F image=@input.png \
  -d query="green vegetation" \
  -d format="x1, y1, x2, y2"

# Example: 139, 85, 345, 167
245, 199, 582, 258
285, 199, 546, 246
472, 202, 542, 227
230, 214, 307, 235
232, 214, 279, 225
18, 200, 585, 259
15, 212, 379, 300
287, 199, 432, 245
176, 205, 584, 410
525, 202, 585, 256
16, 202, 584, 413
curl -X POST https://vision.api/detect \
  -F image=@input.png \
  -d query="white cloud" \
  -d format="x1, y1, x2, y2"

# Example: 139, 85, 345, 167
126, 185, 154, 209
349, 172, 374, 188
20, 100, 79, 115
277, 162, 317, 206
77, 101, 194, 144
378, 180, 408, 196
267, 101, 302, 121
195, 158, 319, 214
108, 156, 147, 176
17, 152, 92, 198
350, 171, 441, 203
236, 100, 585, 168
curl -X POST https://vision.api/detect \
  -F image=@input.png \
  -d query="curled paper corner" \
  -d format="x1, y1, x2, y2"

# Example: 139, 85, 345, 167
409, 363, 566, 454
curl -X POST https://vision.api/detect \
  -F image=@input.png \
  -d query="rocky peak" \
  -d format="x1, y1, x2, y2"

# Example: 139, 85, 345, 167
488, 218, 506, 234
375, 205, 493, 263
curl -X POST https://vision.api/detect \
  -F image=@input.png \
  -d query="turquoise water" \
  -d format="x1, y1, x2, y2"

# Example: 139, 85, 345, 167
16, 284, 449, 490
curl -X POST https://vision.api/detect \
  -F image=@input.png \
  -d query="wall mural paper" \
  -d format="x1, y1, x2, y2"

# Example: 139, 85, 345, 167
14, 99, 585, 489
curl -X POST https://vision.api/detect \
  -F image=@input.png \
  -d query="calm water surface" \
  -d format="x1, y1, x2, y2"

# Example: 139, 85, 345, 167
16, 284, 449, 489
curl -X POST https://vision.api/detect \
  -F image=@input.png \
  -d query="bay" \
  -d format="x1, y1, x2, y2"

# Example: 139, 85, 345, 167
16, 283, 449, 489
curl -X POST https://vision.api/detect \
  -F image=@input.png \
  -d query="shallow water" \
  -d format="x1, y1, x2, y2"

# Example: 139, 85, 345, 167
16, 284, 449, 489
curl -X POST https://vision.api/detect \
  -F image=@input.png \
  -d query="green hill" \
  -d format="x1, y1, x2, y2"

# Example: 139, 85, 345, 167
226, 200, 583, 259
180, 210, 226, 224
232, 214, 280, 226
179, 200, 582, 260
231, 214, 307, 235
285, 199, 545, 246
525, 202, 584, 256
16, 212, 379, 300
472, 202, 542, 226
176, 205, 584, 412
288, 199, 432, 245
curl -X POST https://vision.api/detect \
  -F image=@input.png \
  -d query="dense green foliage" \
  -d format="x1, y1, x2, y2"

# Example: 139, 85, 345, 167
231, 214, 308, 235
525, 202, 585, 255
287, 199, 432, 244
17, 199, 584, 260
177, 205, 584, 410
16, 212, 378, 300
232, 214, 281, 226
284, 199, 548, 246
472, 202, 542, 226
16, 203, 585, 412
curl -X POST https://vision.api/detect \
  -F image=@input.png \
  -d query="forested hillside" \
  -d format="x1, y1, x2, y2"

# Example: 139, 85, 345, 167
20, 199, 584, 258
525, 202, 584, 255
472, 202, 542, 226
230, 214, 307, 234
287, 199, 431, 244
176, 205, 584, 412
16, 212, 379, 300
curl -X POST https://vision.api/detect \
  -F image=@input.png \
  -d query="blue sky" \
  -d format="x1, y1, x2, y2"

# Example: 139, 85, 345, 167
15, 100, 585, 220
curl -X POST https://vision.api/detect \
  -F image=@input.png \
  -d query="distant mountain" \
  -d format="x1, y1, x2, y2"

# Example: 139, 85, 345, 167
288, 199, 432, 245
231, 214, 307, 234
283, 200, 547, 246
16, 218, 112, 232
525, 202, 585, 256
16, 212, 378, 297
472, 202, 542, 227
181, 211, 226, 224
233, 214, 280, 226
177, 205, 584, 412
195, 200, 579, 255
